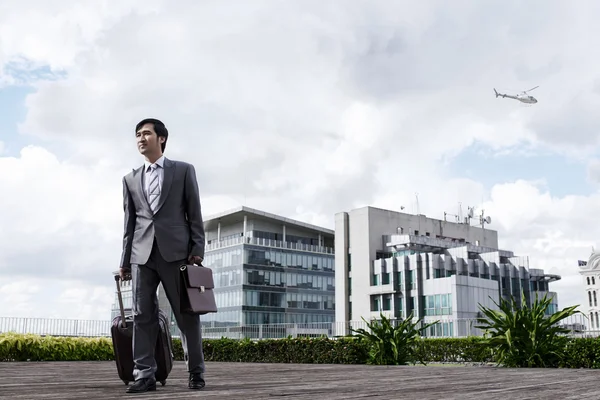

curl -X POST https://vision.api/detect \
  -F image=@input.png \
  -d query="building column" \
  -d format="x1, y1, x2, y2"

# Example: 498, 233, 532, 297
282, 224, 286, 242
217, 221, 221, 241
318, 233, 322, 247
243, 215, 248, 242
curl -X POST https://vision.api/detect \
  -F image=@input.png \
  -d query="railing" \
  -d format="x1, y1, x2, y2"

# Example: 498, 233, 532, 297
0, 314, 594, 340
206, 236, 334, 255
0, 317, 112, 337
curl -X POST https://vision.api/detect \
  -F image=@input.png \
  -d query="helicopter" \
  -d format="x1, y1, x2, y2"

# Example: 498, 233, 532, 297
493, 86, 539, 104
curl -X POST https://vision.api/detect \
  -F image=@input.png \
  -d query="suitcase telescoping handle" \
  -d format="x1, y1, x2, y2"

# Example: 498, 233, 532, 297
114, 274, 127, 328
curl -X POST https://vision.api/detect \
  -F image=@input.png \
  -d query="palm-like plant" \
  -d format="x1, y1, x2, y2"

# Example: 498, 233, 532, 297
475, 291, 580, 368
351, 312, 436, 365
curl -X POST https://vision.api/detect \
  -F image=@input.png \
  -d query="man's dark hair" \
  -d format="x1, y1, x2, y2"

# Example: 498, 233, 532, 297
136, 118, 168, 152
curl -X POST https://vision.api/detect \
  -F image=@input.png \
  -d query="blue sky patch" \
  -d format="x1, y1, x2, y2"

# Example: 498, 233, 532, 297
0, 85, 36, 156
3, 58, 67, 85
447, 141, 594, 197
0, 60, 66, 156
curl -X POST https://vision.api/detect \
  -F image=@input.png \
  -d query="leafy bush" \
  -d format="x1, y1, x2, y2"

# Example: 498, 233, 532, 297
475, 292, 581, 368
415, 337, 493, 363
351, 313, 436, 365
4, 330, 600, 369
0, 332, 369, 364
201, 337, 369, 364
0, 332, 113, 361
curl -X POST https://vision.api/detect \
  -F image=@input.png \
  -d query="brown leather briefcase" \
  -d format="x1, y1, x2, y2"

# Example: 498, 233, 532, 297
179, 264, 218, 315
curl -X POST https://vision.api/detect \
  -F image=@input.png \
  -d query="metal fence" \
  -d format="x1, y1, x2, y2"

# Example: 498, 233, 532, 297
0, 314, 596, 340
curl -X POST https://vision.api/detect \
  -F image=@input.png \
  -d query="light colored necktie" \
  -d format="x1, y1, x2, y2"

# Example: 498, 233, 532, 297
147, 164, 161, 212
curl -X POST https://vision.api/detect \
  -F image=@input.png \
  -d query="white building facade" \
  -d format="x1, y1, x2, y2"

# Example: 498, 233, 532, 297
335, 206, 560, 337
578, 252, 600, 331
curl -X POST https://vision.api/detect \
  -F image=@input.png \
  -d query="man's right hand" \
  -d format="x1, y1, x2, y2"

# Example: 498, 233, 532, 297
120, 267, 132, 281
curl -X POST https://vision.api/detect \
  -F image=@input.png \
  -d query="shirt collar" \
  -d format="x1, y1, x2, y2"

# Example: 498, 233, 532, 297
144, 155, 165, 172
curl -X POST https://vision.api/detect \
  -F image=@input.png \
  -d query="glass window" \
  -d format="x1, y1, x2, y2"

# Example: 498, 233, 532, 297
383, 295, 391, 311
382, 273, 390, 285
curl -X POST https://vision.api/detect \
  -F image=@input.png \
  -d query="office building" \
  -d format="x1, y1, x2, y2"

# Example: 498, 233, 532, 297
199, 206, 335, 326
335, 206, 561, 337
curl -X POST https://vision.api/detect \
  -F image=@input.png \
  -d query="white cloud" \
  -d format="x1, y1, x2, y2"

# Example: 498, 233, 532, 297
0, 1, 598, 322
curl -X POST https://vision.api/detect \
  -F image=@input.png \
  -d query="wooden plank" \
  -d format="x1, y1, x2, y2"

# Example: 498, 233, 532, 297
0, 361, 599, 399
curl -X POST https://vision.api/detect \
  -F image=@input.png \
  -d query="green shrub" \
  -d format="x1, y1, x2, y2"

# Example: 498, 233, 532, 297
559, 337, 600, 368
2, 331, 600, 369
0, 332, 113, 362
475, 292, 581, 368
351, 313, 436, 365
415, 337, 493, 363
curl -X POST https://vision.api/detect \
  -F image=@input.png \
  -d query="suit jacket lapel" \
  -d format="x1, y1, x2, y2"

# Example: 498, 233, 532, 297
155, 158, 175, 214
134, 165, 152, 214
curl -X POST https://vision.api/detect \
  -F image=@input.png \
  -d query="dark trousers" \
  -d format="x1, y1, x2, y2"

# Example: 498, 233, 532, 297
131, 240, 205, 380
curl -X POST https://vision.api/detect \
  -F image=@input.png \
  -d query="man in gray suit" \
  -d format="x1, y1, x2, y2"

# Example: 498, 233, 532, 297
119, 118, 207, 393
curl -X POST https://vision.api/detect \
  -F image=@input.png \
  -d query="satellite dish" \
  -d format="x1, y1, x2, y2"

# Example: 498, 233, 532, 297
485, 216, 491, 224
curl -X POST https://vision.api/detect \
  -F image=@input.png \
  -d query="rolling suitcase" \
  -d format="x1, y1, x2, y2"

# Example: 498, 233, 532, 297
111, 274, 174, 386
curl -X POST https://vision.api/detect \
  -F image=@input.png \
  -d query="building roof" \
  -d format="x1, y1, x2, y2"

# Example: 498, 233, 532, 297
204, 206, 334, 235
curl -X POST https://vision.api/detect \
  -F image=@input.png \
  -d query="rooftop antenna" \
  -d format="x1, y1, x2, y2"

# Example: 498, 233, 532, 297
466, 206, 475, 224
479, 209, 492, 229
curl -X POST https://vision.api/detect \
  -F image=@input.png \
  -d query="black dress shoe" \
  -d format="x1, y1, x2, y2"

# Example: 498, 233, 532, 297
126, 378, 157, 393
189, 373, 205, 390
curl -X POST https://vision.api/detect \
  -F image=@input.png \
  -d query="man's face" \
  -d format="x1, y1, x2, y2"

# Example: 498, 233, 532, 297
136, 123, 163, 156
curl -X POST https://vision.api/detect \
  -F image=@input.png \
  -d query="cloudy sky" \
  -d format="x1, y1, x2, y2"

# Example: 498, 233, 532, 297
1, 0, 598, 324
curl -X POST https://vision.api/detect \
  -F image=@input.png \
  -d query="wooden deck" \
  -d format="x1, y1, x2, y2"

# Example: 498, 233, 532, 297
0, 361, 599, 399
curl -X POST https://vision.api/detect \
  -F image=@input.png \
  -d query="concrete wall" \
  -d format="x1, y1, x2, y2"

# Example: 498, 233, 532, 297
334, 212, 349, 323
363, 206, 498, 248
453, 275, 500, 319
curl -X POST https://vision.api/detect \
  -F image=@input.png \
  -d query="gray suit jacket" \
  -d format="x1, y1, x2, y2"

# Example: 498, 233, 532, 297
119, 157, 206, 270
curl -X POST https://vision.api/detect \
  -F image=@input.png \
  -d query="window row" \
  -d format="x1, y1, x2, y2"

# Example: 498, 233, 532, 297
251, 230, 321, 247
246, 248, 334, 271
370, 294, 403, 315
370, 266, 549, 293
591, 312, 600, 329
215, 290, 244, 308
245, 269, 334, 291
588, 276, 597, 286
589, 291, 597, 307
371, 270, 416, 290
199, 310, 242, 325
423, 294, 453, 316
202, 246, 335, 273
204, 247, 243, 269
198, 310, 335, 326
244, 311, 334, 325
245, 290, 335, 310
211, 269, 335, 291
425, 322, 454, 338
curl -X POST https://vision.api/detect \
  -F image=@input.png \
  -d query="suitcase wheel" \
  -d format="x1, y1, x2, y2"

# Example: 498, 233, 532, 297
160, 380, 166, 386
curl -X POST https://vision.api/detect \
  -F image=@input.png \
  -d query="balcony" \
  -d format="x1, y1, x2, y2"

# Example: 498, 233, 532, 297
206, 236, 334, 255
369, 283, 396, 295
